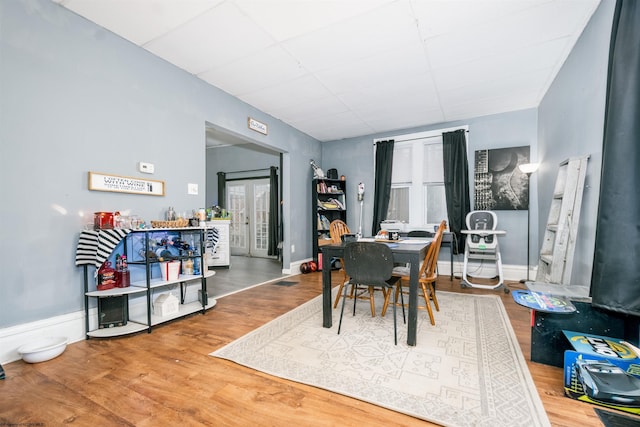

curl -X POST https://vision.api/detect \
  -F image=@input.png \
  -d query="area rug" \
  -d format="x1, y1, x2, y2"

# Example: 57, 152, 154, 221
211, 291, 550, 427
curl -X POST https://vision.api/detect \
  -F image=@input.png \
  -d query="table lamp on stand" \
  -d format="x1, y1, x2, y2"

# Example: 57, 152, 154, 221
518, 162, 539, 283
357, 182, 364, 238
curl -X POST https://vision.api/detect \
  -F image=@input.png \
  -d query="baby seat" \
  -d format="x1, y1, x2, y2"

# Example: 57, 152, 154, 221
461, 210, 508, 293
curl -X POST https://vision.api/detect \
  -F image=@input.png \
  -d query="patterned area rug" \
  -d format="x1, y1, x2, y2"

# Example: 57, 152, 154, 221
211, 291, 550, 427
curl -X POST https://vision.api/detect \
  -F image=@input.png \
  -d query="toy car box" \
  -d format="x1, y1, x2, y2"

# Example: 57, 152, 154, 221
563, 330, 640, 414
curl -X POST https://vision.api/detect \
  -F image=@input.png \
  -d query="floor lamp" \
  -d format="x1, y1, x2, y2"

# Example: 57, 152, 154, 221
518, 163, 539, 283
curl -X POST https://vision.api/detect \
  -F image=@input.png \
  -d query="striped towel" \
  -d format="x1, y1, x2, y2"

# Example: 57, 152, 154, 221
205, 227, 220, 253
75, 228, 131, 268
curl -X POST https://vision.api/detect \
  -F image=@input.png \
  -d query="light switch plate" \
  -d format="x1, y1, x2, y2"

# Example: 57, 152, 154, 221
188, 183, 198, 195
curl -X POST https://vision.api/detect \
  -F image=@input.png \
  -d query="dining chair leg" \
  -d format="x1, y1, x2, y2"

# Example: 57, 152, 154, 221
381, 287, 391, 317
337, 281, 351, 335
399, 283, 406, 324
352, 284, 358, 316
430, 283, 440, 312
420, 284, 436, 325
368, 286, 376, 317
392, 285, 398, 345
333, 281, 345, 308
333, 270, 350, 308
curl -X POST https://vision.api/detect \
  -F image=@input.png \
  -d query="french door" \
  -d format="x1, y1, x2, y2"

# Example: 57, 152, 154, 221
226, 178, 271, 258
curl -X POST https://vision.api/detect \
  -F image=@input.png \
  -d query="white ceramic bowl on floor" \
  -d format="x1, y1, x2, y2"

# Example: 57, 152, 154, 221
18, 337, 68, 363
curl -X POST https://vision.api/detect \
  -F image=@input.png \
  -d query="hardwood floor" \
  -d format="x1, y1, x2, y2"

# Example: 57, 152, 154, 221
0, 272, 631, 426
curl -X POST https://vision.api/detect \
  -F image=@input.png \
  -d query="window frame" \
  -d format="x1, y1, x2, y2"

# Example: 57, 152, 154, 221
374, 126, 469, 231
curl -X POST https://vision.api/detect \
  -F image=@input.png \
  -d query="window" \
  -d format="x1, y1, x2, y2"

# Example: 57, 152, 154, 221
381, 127, 467, 230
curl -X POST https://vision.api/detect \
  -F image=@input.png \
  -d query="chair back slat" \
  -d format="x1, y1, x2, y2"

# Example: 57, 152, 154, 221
343, 242, 395, 287
418, 220, 447, 281
329, 220, 350, 244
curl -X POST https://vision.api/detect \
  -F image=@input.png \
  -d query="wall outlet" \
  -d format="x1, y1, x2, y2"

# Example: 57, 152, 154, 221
188, 183, 198, 195
138, 162, 154, 174
291, 244, 295, 253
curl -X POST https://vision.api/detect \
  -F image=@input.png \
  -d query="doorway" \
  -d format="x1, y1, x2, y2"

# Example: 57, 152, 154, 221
227, 178, 271, 258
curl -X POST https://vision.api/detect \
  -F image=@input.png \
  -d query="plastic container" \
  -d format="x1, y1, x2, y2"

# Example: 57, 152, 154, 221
94, 212, 116, 230
18, 337, 68, 363
159, 261, 180, 281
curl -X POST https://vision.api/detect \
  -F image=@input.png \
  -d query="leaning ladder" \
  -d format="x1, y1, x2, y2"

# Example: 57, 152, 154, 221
535, 155, 589, 284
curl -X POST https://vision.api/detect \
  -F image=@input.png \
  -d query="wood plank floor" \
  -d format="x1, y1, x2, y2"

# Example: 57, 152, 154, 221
1, 272, 634, 426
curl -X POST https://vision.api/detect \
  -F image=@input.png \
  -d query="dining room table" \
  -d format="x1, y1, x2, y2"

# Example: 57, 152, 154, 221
320, 238, 432, 346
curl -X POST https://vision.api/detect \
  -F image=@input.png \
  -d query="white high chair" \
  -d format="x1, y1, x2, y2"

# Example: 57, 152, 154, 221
461, 210, 508, 293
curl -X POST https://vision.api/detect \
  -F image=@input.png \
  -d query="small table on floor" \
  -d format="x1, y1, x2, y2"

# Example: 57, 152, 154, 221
320, 240, 431, 346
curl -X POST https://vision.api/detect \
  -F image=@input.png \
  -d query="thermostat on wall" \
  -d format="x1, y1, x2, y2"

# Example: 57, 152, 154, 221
138, 162, 154, 174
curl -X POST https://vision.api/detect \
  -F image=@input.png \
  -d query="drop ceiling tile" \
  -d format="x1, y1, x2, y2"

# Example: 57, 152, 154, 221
237, 74, 336, 116
61, 0, 222, 45
443, 89, 540, 122
313, 41, 430, 94
144, 2, 275, 75
292, 110, 374, 141
367, 107, 447, 135
425, 0, 599, 70
432, 37, 571, 93
282, 1, 420, 73
198, 45, 308, 96
235, 0, 393, 42
439, 68, 549, 109
337, 72, 440, 113
268, 95, 350, 125
411, 0, 545, 39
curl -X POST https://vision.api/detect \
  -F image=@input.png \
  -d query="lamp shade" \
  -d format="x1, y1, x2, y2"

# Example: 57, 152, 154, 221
518, 163, 539, 174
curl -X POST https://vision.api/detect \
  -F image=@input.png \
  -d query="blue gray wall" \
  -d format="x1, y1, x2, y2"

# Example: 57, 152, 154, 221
321, 0, 615, 286
206, 144, 280, 208
0, 0, 616, 331
0, 0, 319, 328
537, 0, 615, 286
321, 109, 539, 269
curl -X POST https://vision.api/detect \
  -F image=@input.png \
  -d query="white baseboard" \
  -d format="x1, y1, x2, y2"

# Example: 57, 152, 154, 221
438, 260, 534, 283
284, 258, 311, 275
0, 310, 87, 365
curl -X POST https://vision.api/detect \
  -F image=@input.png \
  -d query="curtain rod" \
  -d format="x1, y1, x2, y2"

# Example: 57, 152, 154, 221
222, 167, 278, 175
373, 129, 469, 145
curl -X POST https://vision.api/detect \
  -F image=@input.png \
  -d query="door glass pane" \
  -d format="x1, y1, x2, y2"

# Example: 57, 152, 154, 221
254, 183, 270, 251
228, 185, 246, 249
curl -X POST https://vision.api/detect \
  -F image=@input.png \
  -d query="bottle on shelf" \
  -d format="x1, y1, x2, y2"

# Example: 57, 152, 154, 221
166, 207, 176, 221
97, 261, 116, 291
115, 255, 130, 288
183, 257, 194, 276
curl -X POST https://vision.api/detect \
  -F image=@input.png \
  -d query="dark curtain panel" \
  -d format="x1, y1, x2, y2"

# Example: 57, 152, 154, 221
371, 140, 394, 235
591, 0, 640, 316
268, 166, 279, 256
217, 172, 226, 208
442, 130, 471, 254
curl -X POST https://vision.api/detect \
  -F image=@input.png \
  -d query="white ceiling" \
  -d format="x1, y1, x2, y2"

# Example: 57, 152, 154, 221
54, 0, 600, 143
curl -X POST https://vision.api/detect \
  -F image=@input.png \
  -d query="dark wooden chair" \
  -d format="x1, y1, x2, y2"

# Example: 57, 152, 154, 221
338, 242, 401, 344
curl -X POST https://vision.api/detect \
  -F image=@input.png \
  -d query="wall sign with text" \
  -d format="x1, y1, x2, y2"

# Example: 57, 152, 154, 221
248, 117, 268, 135
88, 172, 165, 196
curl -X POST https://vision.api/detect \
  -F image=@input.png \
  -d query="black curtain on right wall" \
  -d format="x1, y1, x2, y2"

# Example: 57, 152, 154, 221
591, 0, 640, 316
